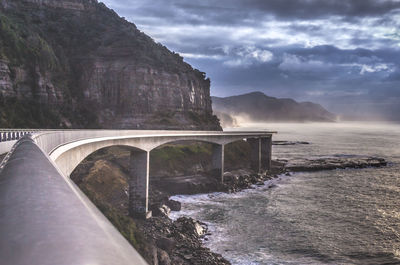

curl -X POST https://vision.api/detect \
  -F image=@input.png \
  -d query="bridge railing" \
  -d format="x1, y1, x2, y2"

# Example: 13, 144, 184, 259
0, 130, 39, 142
31, 129, 274, 155
33, 130, 215, 154
0, 129, 217, 154
0, 129, 276, 156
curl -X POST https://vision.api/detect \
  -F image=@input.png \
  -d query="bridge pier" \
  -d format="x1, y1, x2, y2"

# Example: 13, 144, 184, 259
261, 137, 272, 171
248, 138, 261, 173
248, 137, 272, 173
211, 144, 224, 182
128, 150, 152, 219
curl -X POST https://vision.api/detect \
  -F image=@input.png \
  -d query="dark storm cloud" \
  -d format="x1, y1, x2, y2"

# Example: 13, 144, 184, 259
388, 71, 400, 81
103, 0, 400, 51
101, 0, 400, 120
105, 0, 400, 26
186, 45, 400, 116
232, 0, 400, 18
282, 46, 400, 66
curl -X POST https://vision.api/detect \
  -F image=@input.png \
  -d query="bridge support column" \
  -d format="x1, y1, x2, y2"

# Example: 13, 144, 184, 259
261, 137, 272, 171
248, 138, 261, 173
128, 150, 152, 219
212, 144, 224, 183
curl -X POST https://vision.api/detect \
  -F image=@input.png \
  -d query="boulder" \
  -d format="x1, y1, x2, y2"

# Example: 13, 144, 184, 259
165, 199, 181, 211
151, 204, 171, 217
157, 249, 172, 265
174, 217, 207, 238
156, 236, 176, 252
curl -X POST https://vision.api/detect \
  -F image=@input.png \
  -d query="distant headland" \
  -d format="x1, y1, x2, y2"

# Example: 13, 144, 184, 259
212, 91, 337, 127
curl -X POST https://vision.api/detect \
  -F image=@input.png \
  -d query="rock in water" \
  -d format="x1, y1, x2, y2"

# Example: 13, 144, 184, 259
286, 156, 387, 172
273, 141, 310, 145
166, 199, 181, 211
175, 217, 207, 238
151, 204, 171, 217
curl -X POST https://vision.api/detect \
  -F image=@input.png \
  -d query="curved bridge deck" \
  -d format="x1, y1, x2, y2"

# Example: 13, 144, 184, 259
0, 129, 275, 265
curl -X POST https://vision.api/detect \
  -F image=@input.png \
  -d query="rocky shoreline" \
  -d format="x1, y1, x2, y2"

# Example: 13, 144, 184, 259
70, 144, 389, 265
133, 214, 230, 264
137, 165, 283, 265
144, 155, 389, 264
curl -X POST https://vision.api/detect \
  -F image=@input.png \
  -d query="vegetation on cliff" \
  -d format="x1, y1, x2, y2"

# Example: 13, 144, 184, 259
0, 0, 220, 130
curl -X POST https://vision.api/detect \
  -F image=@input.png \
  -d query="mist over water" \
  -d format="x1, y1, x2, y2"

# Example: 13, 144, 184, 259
171, 122, 400, 265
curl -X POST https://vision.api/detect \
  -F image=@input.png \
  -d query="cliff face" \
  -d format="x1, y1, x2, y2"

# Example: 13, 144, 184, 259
0, 0, 220, 130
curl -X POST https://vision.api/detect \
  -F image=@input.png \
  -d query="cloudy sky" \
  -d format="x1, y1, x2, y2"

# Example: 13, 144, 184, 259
102, 0, 400, 120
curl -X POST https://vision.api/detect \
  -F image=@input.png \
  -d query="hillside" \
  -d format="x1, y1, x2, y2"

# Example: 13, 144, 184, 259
0, 0, 220, 130
212, 92, 336, 124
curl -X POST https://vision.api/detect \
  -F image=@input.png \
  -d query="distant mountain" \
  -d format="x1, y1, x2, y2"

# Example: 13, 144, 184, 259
212, 92, 336, 124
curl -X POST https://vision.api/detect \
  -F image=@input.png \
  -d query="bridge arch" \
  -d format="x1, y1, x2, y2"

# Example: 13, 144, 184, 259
145, 135, 248, 152
47, 132, 273, 219
51, 134, 250, 177
52, 139, 147, 178
149, 139, 226, 179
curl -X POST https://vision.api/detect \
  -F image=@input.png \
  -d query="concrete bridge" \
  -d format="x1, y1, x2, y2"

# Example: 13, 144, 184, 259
0, 129, 275, 265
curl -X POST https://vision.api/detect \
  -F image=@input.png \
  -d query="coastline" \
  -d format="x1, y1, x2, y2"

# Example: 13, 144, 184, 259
152, 156, 388, 265
135, 164, 285, 265
70, 143, 388, 265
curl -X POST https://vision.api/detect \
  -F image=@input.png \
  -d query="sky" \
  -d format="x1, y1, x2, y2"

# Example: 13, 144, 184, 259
101, 0, 400, 120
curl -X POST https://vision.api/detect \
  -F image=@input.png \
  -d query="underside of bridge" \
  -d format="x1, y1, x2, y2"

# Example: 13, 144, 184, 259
69, 137, 272, 219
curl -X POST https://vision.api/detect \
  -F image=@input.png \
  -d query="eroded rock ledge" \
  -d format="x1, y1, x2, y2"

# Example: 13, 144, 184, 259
273, 140, 310, 145
282, 156, 387, 172
151, 155, 388, 198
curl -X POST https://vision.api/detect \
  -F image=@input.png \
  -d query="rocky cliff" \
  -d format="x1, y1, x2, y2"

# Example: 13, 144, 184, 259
0, 0, 221, 130
213, 92, 337, 124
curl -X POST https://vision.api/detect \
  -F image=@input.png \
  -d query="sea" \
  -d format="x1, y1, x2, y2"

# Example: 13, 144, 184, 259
170, 122, 400, 265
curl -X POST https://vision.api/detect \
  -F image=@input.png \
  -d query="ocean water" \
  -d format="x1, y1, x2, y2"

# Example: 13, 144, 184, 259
170, 122, 400, 265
